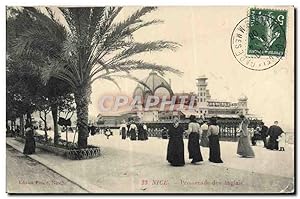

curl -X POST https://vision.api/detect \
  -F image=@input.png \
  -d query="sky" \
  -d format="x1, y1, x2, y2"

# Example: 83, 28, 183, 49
86, 6, 294, 132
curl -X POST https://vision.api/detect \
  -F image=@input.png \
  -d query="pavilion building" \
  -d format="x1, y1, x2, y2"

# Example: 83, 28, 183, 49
98, 72, 258, 125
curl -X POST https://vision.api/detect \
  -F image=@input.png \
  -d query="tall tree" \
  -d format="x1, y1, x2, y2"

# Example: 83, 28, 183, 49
7, 7, 72, 143
10, 7, 182, 148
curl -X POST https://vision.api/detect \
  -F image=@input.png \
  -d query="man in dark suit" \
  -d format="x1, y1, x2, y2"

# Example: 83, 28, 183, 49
267, 121, 283, 150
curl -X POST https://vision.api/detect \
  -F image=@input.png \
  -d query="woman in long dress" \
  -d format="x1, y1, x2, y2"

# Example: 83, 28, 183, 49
187, 115, 203, 164
200, 121, 209, 147
237, 115, 255, 158
167, 117, 185, 166
143, 124, 148, 140
23, 124, 36, 155
207, 117, 223, 163
137, 122, 145, 140
119, 120, 128, 140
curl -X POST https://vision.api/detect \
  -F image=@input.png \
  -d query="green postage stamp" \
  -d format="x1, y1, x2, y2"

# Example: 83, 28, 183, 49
247, 8, 287, 57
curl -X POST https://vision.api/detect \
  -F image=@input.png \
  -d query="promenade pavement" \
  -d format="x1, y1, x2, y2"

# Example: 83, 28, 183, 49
6, 134, 294, 193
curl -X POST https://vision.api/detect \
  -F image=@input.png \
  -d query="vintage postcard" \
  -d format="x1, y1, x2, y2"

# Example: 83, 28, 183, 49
6, 6, 295, 194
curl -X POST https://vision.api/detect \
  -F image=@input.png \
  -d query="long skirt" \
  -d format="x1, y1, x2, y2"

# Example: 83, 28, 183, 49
237, 135, 255, 157
130, 130, 137, 140
267, 136, 279, 150
144, 131, 148, 140
138, 131, 144, 140
208, 135, 223, 163
200, 130, 209, 147
167, 137, 185, 166
188, 132, 203, 163
121, 128, 126, 139
23, 137, 36, 155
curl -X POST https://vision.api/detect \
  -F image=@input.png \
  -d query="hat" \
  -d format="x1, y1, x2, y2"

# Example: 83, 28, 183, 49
239, 114, 245, 119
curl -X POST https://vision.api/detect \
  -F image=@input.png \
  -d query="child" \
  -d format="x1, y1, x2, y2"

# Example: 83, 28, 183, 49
277, 132, 286, 151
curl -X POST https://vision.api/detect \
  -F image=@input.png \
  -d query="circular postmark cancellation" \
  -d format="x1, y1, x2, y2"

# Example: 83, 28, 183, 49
231, 8, 287, 71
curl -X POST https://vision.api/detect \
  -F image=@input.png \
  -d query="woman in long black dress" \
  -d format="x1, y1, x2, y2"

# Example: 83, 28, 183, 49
187, 115, 203, 164
208, 117, 223, 163
137, 122, 145, 140
167, 117, 185, 166
23, 124, 36, 155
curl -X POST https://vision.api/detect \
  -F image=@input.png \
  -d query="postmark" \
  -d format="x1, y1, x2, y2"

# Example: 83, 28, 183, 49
231, 8, 287, 71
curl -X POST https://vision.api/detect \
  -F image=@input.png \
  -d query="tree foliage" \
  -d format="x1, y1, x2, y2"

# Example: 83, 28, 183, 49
8, 6, 182, 148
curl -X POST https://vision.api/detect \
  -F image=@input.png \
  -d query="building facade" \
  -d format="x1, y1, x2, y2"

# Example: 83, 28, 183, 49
98, 72, 255, 125
195, 76, 249, 118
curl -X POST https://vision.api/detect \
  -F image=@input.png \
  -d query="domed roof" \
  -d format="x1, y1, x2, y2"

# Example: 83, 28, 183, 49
239, 94, 248, 101
133, 71, 173, 97
196, 75, 207, 80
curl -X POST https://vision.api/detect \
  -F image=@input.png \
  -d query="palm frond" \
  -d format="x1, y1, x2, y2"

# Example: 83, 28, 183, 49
88, 7, 159, 67
9, 6, 183, 95
11, 7, 66, 60
58, 7, 78, 36
41, 60, 78, 90
108, 41, 181, 64
90, 60, 182, 87
88, 7, 106, 43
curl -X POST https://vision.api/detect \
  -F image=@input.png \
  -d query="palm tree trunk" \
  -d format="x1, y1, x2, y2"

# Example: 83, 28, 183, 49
44, 118, 48, 142
75, 86, 90, 148
51, 104, 59, 145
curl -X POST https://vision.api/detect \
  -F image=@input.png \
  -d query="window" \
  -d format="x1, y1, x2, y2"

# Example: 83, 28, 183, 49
200, 110, 203, 113
200, 98, 203, 102
200, 93, 202, 96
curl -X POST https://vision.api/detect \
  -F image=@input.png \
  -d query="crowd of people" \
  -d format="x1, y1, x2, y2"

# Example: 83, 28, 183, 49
166, 115, 286, 167
16, 115, 286, 164
166, 115, 223, 166
256, 121, 286, 151
119, 120, 149, 141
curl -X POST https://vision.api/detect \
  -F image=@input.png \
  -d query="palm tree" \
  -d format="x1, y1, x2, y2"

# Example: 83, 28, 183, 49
11, 7, 182, 148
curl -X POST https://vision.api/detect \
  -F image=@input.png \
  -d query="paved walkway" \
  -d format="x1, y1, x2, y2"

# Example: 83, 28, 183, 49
6, 136, 294, 193
6, 145, 86, 193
